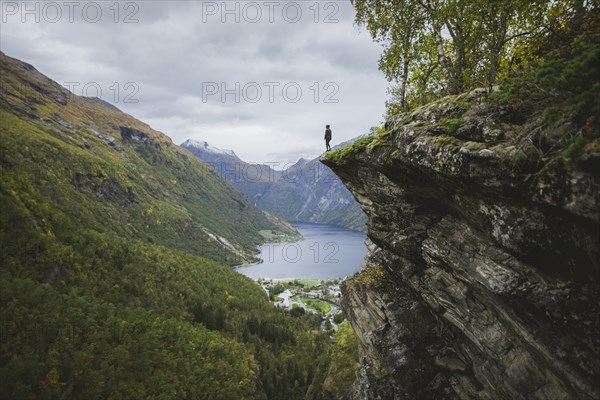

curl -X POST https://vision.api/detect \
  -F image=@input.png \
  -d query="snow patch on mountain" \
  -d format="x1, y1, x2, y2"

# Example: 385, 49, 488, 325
182, 139, 236, 157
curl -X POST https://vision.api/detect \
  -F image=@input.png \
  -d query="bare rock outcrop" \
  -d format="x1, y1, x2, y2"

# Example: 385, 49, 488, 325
322, 90, 599, 400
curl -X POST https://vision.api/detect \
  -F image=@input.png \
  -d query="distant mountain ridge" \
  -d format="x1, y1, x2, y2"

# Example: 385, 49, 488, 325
181, 139, 368, 231
183, 139, 238, 157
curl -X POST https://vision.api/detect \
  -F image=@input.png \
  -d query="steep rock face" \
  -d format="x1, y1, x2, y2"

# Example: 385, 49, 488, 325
255, 157, 367, 231
322, 90, 599, 399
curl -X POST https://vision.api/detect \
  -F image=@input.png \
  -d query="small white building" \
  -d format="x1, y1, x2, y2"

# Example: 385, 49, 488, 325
277, 289, 293, 309
328, 285, 342, 298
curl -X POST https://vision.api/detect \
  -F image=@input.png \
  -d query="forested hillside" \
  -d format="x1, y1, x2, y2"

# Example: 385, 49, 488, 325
0, 52, 348, 399
0, 52, 299, 267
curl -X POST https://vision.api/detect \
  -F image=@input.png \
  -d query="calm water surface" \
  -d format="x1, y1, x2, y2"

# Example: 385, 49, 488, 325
237, 223, 367, 280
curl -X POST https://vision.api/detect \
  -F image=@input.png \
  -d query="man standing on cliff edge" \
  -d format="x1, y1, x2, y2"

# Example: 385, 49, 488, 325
324, 124, 332, 152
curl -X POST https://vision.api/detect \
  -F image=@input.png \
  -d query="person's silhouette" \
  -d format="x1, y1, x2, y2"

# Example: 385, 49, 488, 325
324, 124, 332, 151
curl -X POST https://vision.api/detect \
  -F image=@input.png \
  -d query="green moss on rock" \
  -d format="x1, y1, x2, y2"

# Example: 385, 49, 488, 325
439, 118, 462, 133
326, 135, 375, 163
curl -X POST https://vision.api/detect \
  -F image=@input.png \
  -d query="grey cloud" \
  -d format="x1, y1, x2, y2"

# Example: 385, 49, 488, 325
1, 0, 389, 166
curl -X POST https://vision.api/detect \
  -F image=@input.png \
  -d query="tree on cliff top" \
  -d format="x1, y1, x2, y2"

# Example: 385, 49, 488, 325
352, 0, 599, 114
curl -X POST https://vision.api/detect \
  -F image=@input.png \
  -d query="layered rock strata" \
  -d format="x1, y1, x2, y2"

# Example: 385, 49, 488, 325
322, 90, 599, 400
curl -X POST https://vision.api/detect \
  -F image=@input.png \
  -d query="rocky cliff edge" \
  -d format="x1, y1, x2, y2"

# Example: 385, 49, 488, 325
321, 88, 599, 400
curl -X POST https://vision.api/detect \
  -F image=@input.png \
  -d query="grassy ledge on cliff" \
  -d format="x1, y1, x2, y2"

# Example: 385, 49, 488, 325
321, 43, 599, 399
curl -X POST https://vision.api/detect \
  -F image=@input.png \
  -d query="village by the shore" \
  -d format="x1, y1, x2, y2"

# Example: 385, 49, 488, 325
255, 278, 345, 333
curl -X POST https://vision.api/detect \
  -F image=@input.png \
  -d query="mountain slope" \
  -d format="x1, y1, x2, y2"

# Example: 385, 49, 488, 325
181, 138, 281, 205
0, 52, 327, 399
0, 52, 297, 266
182, 139, 368, 231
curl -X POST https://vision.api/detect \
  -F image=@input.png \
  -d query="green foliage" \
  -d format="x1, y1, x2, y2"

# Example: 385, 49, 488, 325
307, 321, 360, 400
295, 278, 322, 287
497, 42, 600, 124
353, 0, 598, 113
259, 228, 300, 243
1, 274, 261, 400
290, 306, 307, 317
325, 135, 375, 164
492, 41, 600, 163
370, 126, 392, 149
562, 135, 592, 162
348, 263, 387, 289
0, 53, 335, 399
0, 53, 298, 267
439, 118, 462, 134
298, 298, 332, 314
268, 283, 286, 300
0, 214, 329, 399
333, 312, 345, 324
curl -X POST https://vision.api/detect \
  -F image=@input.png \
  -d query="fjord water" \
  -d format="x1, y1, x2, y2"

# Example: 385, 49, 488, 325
237, 223, 367, 280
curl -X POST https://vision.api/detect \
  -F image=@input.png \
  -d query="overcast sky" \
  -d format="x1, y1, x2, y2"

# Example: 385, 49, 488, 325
1, 0, 389, 165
